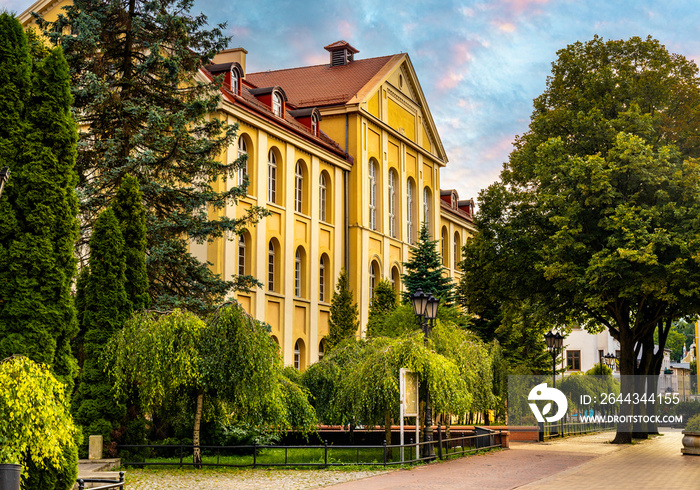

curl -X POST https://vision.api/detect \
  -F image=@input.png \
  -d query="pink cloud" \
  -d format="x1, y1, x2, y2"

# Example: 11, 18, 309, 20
338, 20, 355, 39
502, 0, 551, 15
436, 71, 465, 91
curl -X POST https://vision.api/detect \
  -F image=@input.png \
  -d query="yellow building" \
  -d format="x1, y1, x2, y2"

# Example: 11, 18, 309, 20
20, 2, 476, 370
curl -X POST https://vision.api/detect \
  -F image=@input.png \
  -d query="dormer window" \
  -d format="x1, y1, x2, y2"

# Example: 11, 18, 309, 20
249, 86, 287, 117
231, 69, 239, 94
312, 114, 318, 136
273, 92, 282, 117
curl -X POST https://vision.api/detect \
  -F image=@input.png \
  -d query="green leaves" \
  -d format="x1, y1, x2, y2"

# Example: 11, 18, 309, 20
0, 356, 77, 470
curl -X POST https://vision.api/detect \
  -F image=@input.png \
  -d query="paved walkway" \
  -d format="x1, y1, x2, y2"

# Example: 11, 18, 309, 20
326, 429, 699, 489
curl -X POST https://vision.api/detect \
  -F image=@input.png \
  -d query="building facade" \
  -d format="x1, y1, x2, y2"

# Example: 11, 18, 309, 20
20, 3, 476, 370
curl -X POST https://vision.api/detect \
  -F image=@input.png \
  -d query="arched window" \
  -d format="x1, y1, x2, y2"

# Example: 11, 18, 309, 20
318, 340, 326, 361
238, 235, 246, 276
391, 266, 401, 295
267, 150, 277, 203
295, 161, 303, 213
273, 92, 282, 117
423, 187, 431, 234
368, 160, 377, 230
319, 254, 328, 302
407, 179, 415, 244
268, 240, 276, 291
294, 339, 306, 370
231, 69, 239, 95
388, 169, 396, 238
295, 249, 302, 297
294, 340, 301, 369
441, 227, 449, 266
454, 232, 462, 269
312, 114, 319, 136
237, 137, 247, 187
319, 173, 327, 222
369, 261, 379, 299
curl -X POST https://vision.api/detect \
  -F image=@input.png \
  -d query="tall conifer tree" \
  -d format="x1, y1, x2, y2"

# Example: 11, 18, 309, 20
112, 174, 149, 310
327, 268, 359, 349
0, 14, 80, 390
401, 222, 453, 304
41, 0, 267, 314
72, 208, 130, 443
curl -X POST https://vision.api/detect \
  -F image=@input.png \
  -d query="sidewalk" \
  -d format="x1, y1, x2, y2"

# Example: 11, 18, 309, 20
326, 429, 698, 489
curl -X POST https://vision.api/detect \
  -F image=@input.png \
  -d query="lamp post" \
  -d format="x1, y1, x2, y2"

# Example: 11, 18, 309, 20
0, 167, 10, 199
603, 353, 617, 372
544, 331, 564, 388
411, 287, 439, 460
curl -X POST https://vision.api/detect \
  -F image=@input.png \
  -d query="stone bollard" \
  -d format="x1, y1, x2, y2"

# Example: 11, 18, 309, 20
88, 435, 103, 460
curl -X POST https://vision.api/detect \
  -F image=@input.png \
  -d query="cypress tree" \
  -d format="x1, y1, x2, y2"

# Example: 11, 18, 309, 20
40, 0, 267, 314
327, 268, 359, 349
401, 222, 453, 304
0, 14, 80, 391
72, 208, 131, 444
112, 174, 149, 310
366, 279, 397, 337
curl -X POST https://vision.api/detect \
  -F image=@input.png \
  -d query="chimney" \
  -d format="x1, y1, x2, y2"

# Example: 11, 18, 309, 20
212, 47, 247, 73
324, 41, 359, 67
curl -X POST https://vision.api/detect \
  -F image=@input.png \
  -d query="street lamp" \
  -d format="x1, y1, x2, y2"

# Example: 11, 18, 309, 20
410, 288, 439, 460
0, 167, 10, 199
603, 353, 617, 372
544, 330, 564, 388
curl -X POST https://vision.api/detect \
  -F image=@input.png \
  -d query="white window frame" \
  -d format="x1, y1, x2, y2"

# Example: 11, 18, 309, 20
238, 235, 246, 276
231, 69, 239, 94
319, 256, 326, 302
319, 173, 327, 222
268, 241, 275, 291
295, 161, 303, 213
268, 150, 277, 203
295, 249, 302, 297
237, 137, 247, 187
407, 180, 414, 244
369, 161, 377, 230
423, 187, 431, 233
388, 170, 396, 238
273, 92, 282, 117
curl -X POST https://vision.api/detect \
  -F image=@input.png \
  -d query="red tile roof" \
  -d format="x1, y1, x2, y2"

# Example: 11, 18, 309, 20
245, 55, 402, 108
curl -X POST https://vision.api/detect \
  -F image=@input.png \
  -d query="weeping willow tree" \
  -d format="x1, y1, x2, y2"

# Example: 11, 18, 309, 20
105, 304, 315, 465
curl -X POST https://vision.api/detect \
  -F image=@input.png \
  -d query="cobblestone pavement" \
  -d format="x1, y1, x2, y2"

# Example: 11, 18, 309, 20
122, 467, 393, 489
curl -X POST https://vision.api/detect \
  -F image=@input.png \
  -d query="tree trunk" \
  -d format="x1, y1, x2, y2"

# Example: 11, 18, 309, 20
384, 412, 393, 459
193, 390, 204, 467
612, 323, 634, 444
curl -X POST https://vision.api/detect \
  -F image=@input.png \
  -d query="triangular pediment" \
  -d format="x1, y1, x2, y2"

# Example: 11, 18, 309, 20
354, 55, 446, 163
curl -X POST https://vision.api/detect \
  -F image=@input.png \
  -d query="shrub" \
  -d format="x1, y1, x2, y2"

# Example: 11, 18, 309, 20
685, 414, 700, 432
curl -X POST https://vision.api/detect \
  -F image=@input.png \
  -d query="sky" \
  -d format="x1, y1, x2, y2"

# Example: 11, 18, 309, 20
5, 0, 700, 203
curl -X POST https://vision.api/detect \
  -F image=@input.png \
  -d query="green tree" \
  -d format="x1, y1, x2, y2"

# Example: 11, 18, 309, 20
0, 14, 80, 391
402, 222, 452, 304
41, 0, 267, 315
462, 36, 700, 443
327, 268, 359, 349
106, 304, 311, 465
367, 279, 397, 337
72, 208, 131, 449
0, 356, 78, 489
112, 174, 149, 311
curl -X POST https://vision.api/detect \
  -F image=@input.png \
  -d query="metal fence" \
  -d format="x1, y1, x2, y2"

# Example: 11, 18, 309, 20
541, 421, 616, 440
118, 428, 507, 468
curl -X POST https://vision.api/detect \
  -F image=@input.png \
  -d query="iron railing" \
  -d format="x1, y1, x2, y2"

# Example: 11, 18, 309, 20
118, 428, 507, 468
77, 471, 125, 490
